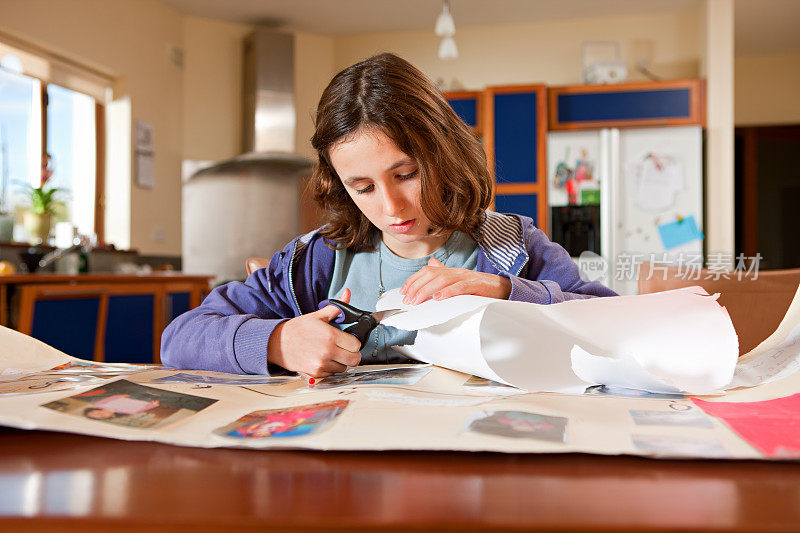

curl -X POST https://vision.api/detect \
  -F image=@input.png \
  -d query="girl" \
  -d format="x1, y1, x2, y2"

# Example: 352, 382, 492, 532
161, 53, 616, 377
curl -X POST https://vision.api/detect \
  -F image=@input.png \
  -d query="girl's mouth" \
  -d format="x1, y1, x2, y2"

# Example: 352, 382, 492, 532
389, 219, 416, 234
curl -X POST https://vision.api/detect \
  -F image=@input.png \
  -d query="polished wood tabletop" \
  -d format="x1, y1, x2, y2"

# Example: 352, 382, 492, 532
1, 428, 799, 532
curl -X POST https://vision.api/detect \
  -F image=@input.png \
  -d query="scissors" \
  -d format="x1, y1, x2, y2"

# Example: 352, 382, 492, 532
326, 299, 396, 349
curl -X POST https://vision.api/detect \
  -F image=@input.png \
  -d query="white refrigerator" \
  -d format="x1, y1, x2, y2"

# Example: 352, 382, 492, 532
547, 126, 704, 295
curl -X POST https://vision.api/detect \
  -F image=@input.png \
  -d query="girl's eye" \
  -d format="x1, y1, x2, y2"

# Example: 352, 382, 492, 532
355, 184, 374, 195
398, 169, 419, 180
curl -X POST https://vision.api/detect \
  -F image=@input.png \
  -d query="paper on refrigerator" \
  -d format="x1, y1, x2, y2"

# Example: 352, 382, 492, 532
378, 287, 740, 394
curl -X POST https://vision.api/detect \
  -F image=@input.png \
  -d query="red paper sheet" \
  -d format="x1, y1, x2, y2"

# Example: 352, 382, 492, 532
692, 393, 800, 459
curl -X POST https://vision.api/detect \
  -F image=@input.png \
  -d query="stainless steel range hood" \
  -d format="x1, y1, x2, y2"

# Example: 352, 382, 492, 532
242, 29, 298, 155
182, 28, 310, 281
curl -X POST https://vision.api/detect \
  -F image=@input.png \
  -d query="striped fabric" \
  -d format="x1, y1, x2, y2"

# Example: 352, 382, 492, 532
477, 211, 525, 273
294, 228, 320, 258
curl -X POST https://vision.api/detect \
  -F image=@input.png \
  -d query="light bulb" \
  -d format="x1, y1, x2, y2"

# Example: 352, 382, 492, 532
438, 35, 459, 60
435, 2, 456, 37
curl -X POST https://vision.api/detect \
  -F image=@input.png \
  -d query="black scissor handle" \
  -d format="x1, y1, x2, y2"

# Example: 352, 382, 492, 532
328, 299, 379, 350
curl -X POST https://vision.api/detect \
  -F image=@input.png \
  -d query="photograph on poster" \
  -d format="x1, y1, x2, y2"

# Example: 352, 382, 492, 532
214, 400, 349, 439
632, 434, 728, 457
42, 379, 217, 429
312, 366, 431, 389
629, 408, 714, 428
466, 410, 568, 443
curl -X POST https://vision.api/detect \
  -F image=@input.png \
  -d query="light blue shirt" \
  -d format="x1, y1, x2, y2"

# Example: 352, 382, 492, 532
327, 231, 478, 363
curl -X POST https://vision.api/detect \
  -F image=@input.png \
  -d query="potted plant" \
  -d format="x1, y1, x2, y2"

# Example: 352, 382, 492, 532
22, 154, 64, 244
0, 201, 11, 243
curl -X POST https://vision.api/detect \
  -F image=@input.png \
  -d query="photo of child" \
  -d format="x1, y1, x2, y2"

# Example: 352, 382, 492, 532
584, 384, 685, 400
467, 410, 568, 443
41, 379, 217, 430
463, 376, 514, 388
214, 400, 349, 440
312, 366, 430, 390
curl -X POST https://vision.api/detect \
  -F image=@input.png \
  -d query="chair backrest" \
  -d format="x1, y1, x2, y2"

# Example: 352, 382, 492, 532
17, 284, 109, 361
638, 262, 800, 355
245, 257, 270, 276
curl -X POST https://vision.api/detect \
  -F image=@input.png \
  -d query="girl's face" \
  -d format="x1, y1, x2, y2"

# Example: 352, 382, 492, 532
328, 129, 448, 259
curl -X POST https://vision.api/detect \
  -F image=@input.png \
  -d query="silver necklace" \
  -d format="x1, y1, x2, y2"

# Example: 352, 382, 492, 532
374, 235, 452, 360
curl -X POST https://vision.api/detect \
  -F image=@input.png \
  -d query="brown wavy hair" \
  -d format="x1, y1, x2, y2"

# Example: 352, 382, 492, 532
310, 52, 493, 251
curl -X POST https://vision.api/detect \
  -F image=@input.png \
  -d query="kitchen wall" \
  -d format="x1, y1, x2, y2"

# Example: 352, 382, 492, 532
735, 53, 800, 125
1, 0, 184, 256
182, 16, 252, 162
334, 10, 703, 89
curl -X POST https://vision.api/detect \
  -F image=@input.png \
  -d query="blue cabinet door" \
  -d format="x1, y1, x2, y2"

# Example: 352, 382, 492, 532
444, 91, 481, 131
548, 79, 705, 130
494, 193, 538, 223
168, 292, 191, 322
493, 92, 539, 183
31, 298, 101, 359
105, 294, 154, 364
487, 85, 547, 231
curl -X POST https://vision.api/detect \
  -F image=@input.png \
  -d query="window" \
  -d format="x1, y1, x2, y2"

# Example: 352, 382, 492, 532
46, 84, 97, 237
0, 38, 108, 244
0, 65, 40, 217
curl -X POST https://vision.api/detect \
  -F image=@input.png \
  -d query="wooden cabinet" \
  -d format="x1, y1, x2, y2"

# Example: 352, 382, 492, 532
485, 84, 548, 233
446, 85, 548, 231
548, 79, 705, 130
444, 90, 482, 134
1, 274, 212, 364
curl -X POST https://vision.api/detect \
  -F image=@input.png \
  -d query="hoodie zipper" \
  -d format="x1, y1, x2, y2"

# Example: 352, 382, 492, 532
287, 239, 302, 315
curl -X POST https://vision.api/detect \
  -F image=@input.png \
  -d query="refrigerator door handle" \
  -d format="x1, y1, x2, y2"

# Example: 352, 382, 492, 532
599, 129, 612, 288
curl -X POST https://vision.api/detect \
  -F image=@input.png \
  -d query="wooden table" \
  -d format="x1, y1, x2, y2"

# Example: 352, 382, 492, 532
1, 427, 799, 532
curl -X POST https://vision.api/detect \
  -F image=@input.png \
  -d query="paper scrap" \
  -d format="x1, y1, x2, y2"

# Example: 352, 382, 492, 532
631, 155, 684, 212
692, 393, 800, 458
729, 324, 800, 389
658, 215, 703, 250
380, 287, 739, 395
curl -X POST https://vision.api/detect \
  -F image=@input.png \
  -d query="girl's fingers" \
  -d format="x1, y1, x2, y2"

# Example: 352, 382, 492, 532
333, 328, 362, 354
402, 268, 446, 303
432, 280, 472, 300
412, 276, 462, 304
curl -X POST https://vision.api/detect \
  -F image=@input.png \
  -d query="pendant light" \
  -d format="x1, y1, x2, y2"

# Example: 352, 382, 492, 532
435, 0, 458, 60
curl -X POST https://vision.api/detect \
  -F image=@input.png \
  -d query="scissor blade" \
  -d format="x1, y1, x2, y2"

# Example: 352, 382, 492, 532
371, 309, 403, 323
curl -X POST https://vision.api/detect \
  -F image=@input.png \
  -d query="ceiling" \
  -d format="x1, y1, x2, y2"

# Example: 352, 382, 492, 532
160, 0, 800, 56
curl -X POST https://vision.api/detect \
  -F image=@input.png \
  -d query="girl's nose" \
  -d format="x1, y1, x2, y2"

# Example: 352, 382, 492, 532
382, 188, 405, 216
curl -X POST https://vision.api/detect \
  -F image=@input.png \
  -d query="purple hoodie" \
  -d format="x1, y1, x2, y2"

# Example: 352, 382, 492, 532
161, 211, 617, 375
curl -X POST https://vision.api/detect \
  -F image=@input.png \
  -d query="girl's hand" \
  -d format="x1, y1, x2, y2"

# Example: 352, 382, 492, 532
267, 289, 362, 377
400, 257, 511, 304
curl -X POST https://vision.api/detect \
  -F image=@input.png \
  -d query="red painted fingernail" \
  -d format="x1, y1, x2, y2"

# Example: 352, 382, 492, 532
308, 377, 315, 385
